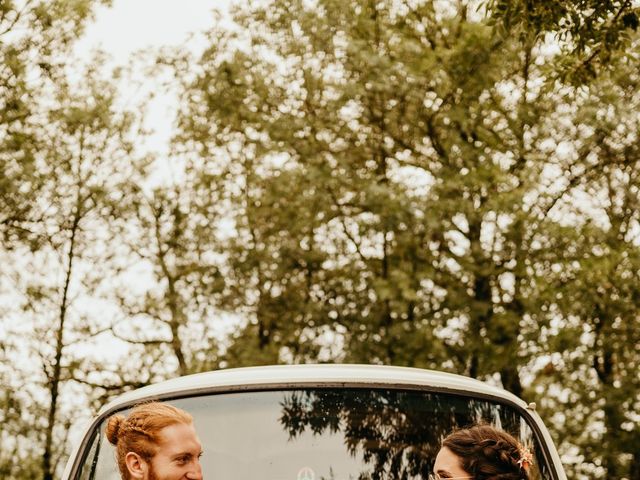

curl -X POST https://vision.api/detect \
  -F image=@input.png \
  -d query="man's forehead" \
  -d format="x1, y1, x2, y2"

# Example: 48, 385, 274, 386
157, 422, 202, 452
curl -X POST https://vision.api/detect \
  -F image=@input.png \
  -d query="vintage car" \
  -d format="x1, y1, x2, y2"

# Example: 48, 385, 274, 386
62, 364, 567, 480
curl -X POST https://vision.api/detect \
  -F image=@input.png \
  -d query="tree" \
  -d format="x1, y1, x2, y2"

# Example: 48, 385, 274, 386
485, 0, 640, 83
0, 0, 111, 248
172, 1, 639, 478
279, 388, 527, 480
11, 61, 137, 480
530, 47, 640, 480
176, 0, 563, 387
2, 1, 636, 478
0, 340, 43, 478
105, 172, 228, 377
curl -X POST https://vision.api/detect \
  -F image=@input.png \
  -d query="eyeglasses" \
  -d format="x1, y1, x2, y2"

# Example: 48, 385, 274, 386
428, 474, 474, 480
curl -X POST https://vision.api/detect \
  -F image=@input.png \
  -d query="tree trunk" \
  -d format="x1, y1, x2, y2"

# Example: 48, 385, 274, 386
468, 220, 491, 379
154, 207, 188, 376
42, 210, 80, 480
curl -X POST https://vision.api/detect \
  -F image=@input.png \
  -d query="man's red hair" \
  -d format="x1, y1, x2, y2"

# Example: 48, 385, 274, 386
106, 402, 193, 480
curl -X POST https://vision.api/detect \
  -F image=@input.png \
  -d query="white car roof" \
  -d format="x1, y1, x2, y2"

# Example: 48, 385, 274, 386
99, 364, 527, 414
65, 365, 567, 480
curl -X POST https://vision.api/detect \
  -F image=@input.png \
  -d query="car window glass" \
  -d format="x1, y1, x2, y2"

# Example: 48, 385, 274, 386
78, 389, 553, 480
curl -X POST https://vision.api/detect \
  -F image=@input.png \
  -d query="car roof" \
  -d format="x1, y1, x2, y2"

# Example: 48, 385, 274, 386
99, 364, 527, 414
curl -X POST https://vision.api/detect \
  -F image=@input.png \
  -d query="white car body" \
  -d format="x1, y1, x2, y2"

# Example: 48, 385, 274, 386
62, 364, 567, 480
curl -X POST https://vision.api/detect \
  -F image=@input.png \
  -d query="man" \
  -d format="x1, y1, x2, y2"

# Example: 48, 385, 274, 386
105, 401, 203, 480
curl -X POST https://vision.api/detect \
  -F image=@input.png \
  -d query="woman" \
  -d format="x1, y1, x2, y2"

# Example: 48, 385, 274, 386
431, 424, 533, 480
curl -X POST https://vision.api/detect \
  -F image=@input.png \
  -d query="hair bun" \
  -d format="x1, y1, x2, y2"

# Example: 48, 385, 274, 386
105, 414, 125, 445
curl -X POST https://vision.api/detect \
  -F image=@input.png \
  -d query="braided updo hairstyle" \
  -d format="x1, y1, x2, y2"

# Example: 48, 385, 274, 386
105, 402, 193, 480
442, 425, 532, 480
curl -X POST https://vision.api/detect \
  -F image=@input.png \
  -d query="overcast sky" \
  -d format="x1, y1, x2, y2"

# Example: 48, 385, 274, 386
73, 1, 232, 161
77, 0, 223, 64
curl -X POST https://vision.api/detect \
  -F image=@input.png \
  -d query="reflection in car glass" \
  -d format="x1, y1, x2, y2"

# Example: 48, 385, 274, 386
81, 389, 551, 480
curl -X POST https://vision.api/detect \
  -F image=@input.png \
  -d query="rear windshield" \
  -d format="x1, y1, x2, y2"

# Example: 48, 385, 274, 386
78, 388, 553, 480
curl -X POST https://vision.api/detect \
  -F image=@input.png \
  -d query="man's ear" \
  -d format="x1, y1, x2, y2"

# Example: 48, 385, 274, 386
125, 452, 148, 480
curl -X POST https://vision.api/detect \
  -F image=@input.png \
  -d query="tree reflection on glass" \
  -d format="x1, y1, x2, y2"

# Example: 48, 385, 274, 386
280, 389, 524, 480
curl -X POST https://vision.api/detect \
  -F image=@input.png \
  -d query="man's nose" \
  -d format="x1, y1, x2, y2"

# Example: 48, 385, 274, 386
185, 460, 203, 479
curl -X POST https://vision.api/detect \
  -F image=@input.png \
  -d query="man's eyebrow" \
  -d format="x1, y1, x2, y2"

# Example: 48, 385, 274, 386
170, 449, 204, 460
170, 452, 193, 460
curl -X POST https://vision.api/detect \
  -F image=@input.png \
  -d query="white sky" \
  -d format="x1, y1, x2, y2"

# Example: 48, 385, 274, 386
76, 0, 224, 64
74, 0, 233, 162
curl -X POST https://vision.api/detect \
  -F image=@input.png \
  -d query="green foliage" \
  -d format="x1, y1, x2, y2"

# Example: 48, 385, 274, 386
0, 0, 110, 248
176, 0, 552, 381
169, 1, 640, 478
105, 176, 228, 377
528, 54, 640, 478
485, 0, 640, 82
1, 1, 639, 479
0, 347, 45, 479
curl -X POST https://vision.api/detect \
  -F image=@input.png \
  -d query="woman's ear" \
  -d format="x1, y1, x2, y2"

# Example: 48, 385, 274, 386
125, 452, 148, 480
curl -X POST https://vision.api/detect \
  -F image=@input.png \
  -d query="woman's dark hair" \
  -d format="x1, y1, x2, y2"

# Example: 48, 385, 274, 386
442, 424, 531, 480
